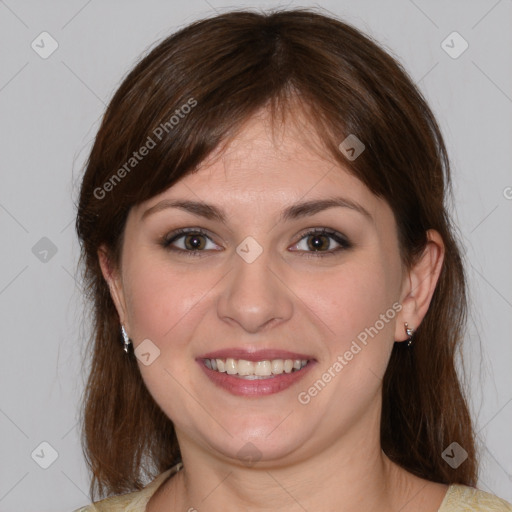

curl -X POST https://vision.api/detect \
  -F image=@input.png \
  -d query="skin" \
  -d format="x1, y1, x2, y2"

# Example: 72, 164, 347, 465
100, 106, 448, 511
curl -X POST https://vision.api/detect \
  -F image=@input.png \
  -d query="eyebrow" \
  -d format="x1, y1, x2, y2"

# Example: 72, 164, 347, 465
141, 196, 373, 224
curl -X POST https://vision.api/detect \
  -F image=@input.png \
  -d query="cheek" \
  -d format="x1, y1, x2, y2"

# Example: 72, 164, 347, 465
299, 257, 400, 412
309, 259, 398, 344
121, 255, 214, 421
301, 255, 402, 411
122, 252, 213, 344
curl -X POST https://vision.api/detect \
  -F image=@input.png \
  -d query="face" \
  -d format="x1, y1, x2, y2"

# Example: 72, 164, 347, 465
103, 108, 411, 468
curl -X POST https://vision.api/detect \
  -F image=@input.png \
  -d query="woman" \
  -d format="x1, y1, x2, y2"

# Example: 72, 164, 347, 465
72, 7, 512, 512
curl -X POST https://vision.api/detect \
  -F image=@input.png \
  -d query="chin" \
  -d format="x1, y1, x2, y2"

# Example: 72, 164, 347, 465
195, 413, 315, 467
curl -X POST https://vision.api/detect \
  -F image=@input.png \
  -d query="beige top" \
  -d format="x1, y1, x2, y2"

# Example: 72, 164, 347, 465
73, 463, 512, 511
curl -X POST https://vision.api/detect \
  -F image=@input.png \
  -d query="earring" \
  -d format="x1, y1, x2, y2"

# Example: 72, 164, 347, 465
404, 322, 415, 347
121, 325, 132, 354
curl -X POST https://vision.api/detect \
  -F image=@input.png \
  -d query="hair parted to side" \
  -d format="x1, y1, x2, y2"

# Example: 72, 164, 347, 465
75, 7, 477, 500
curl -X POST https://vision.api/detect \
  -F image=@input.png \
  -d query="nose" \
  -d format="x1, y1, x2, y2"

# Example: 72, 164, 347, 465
216, 244, 294, 334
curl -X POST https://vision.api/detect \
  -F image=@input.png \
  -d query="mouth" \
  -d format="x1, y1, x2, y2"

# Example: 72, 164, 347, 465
197, 350, 316, 397
203, 357, 309, 378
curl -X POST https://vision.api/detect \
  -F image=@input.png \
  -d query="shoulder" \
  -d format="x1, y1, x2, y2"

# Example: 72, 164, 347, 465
439, 484, 512, 511
71, 463, 182, 512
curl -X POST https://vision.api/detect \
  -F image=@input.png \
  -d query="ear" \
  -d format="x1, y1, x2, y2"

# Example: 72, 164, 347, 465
98, 245, 129, 328
395, 229, 445, 342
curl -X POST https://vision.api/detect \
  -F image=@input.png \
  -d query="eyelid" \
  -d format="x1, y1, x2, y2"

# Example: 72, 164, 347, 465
161, 227, 352, 257
290, 227, 352, 257
161, 227, 220, 252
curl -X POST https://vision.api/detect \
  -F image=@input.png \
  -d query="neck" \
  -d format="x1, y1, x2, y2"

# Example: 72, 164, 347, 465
163, 426, 418, 512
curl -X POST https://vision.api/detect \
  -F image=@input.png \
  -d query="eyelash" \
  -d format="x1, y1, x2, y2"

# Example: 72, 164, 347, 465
161, 227, 352, 258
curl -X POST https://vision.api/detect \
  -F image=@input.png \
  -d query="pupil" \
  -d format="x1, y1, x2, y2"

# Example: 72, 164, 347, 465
309, 235, 327, 251
183, 234, 329, 251
186, 234, 204, 250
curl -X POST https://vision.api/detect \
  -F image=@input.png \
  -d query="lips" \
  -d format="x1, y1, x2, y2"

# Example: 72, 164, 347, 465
196, 348, 316, 397
199, 348, 315, 362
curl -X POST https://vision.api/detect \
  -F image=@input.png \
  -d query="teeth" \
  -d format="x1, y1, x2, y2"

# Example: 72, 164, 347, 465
237, 359, 253, 376
226, 358, 237, 375
271, 359, 283, 374
255, 360, 272, 376
204, 357, 309, 378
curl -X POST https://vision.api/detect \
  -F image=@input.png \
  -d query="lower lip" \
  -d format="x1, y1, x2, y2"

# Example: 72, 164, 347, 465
197, 360, 316, 397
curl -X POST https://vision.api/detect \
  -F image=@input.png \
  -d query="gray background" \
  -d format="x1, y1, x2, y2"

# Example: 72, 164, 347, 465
0, 0, 511, 510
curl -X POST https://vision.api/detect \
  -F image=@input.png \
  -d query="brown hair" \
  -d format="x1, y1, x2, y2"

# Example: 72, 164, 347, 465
75, 7, 477, 500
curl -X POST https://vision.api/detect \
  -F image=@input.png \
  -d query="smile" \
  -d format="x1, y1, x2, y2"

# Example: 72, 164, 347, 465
197, 351, 316, 397
203, 357, 309, 379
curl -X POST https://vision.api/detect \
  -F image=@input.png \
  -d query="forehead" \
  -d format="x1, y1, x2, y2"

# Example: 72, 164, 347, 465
131, 107, 394, 228
196, 105, 337, 179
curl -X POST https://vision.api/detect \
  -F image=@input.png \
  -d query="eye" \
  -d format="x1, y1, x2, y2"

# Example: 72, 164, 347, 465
161, 228, 220, 256
289, 228, 352, 257
161, 227, 352, 258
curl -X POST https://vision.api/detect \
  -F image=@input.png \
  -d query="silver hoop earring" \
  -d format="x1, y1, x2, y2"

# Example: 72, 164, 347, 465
121, 325, 132, 354
404, 322, 415, 347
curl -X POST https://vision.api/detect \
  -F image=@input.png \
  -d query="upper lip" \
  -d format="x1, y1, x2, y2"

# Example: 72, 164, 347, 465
198, 348, 315, 362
